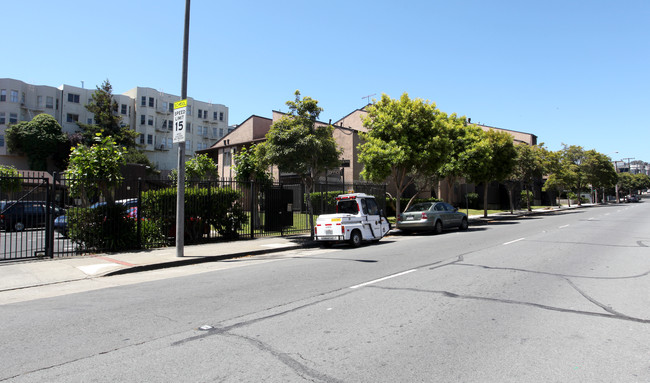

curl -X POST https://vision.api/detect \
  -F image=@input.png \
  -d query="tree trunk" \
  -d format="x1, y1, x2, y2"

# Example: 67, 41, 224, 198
483, 182, 489, 218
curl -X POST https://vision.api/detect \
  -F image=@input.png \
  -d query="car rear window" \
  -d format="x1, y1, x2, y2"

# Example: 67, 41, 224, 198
405, 202, 433, 212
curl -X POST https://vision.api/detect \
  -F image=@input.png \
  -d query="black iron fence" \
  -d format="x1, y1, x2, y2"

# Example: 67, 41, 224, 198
1, 173, 385, 261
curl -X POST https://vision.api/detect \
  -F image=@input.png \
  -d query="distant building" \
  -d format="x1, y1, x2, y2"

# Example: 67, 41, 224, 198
0, 78, 229, 174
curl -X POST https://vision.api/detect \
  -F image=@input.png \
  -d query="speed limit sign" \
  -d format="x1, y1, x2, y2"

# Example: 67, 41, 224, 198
173, 99, 187, 143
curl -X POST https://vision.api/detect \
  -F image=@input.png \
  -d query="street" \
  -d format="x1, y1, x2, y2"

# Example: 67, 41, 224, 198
1, 203, 649, 382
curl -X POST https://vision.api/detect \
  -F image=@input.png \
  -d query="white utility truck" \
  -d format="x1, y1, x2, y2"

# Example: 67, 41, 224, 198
314, 193, 391, 247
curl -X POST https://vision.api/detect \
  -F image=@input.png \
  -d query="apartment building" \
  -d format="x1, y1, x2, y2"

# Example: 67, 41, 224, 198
0, 78, 229, 173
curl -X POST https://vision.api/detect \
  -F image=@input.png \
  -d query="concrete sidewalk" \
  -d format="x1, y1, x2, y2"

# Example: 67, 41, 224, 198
0, 204, 591, 293
0, 236, 311, 292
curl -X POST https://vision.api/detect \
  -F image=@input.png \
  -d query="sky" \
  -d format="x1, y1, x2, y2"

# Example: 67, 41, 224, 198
3, 0, 649, 162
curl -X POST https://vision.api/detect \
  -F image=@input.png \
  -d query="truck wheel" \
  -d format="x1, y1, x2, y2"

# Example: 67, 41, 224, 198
14, 221, 25, 232
349, 230, 362, 247
433, 220, 443, 235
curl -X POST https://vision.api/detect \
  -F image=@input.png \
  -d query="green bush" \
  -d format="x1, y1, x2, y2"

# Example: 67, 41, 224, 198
141, 186, 245, 242
68, 203, 137, 252
308, 190, 344, 214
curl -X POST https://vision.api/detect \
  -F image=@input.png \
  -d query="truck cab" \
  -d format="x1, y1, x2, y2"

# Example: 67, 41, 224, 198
314, 193, 391, 247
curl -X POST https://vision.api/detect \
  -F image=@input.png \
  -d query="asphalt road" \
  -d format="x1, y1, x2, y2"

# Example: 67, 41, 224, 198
1, 202, 649, 382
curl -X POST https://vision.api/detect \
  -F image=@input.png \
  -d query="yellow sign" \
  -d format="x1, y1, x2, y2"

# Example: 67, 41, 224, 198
331, 218, 342, 222
174, 99, 187, 109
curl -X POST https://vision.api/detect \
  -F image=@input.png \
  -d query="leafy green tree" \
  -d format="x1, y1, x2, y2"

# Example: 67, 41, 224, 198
559, 145, 588, 205
436, 116, 482, 205
65, 134, 126, 205
0, 165, 22, 193
233, 145, 272, 185
78, 80, 154, 171
542, 150, 571, 206
261, 90, 341, 237
5, 113, 67, 170
169, 154, 218, 184
512, 144, 548, 212
358, 93, 452, 216
634, 173, 650, 191
462, 129, 516, 217
583, 150, 617, 203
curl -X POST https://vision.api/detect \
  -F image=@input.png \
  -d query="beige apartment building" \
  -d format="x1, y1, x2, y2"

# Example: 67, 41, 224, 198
0, 78, 229, 174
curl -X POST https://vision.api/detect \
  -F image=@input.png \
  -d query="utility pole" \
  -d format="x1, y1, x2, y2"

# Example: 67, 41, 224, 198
176, 0, 190, 258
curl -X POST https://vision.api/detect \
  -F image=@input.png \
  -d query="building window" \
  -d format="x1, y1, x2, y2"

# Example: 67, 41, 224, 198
10, 113, 18, 124
219, 112, 224, 121
147, 134, 153, 145
162, 101, 168, 112
66, 113, 79, 123
168, 102, 174, 112
187, 105, 192, 116
139, 134, 145, 144
121, 104, 127, 115
0, 135, 4, 147
213, 111, 218, 120
198, 109, 202, 119
149, 97, 154, 107
67, 93, 80, 103
187, 140, 192, 150
224, 150, 231, 166
46, 96, 54, 108
0, 112, 5, 125
187, 122, 191, 133
219, 128, 224, 137
167, 137, 173, 148
87, 118, 93, 124
148, 115, 154, 126
37, 96, 43, 108
162, 120, 167, 130
168, 120, 173, 131
140, 115, 145, 125
56, 98, 59, 110
11, 90, 19, 103
0, 89, 5, 102
141, 96, 146, 106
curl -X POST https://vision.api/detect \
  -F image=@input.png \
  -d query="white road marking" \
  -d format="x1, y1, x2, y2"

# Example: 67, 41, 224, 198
559, 224, 570, 229
503, 238, 525, 245
260, 243, 292, 248
349, 269, 417, 289
77, 264, 122, 276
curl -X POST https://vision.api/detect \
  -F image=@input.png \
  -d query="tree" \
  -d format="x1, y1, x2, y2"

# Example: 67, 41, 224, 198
559, 145, 588, 206
0, 165, 22, 194
542, 150, 570, 206
65, 134, 126, 205
436, 116, 482, 206
358, 93, 452, 217
169, 154, 218, 184
5, 113, 67, 170
78, 80, 154, 171
261, 90, 341, 238
511, 144, 548, 212
233, 145, 272, 185
463, 129, 516, 217
583, 150, 617, 203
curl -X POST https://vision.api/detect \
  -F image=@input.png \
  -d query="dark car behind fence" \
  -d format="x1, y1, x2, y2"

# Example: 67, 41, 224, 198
1, 173, 385, 261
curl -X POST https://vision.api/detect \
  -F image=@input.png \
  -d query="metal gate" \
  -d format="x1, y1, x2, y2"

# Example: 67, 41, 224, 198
264, 186, 294, 232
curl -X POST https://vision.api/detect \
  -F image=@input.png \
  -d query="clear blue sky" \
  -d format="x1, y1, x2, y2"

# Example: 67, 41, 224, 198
3, 0, 648, 162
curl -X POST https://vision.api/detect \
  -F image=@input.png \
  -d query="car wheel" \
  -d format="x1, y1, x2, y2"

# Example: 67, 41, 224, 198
459, 218, 468, 231
433, 220, 443, 234
14, 221, 25, 232
349, 230, 362, 247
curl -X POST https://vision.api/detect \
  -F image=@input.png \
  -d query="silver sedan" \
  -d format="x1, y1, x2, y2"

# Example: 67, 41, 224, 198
396, 201, 468, 234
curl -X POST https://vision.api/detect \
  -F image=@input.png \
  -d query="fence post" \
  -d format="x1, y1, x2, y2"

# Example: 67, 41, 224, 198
136, 178, 142, 249
250, 180, 255, 239
45, 173, 55, 258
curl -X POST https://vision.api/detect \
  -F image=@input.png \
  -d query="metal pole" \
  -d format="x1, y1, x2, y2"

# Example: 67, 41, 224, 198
176, 0, 190, 258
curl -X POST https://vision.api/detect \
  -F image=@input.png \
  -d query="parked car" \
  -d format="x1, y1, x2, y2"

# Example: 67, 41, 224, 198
0, 201, 64, 232
396, 201, 468, 233
626, 195, 640, 203
54, 199, 139, 237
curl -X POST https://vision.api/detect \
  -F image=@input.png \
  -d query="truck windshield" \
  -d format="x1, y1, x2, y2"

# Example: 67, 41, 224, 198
337, 200, 359, 214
